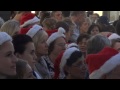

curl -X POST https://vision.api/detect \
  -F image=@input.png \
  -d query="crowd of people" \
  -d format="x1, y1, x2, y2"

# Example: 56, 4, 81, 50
0, 11, 120, 79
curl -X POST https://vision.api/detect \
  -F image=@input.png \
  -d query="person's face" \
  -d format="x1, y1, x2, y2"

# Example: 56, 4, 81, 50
91, 14, 99, 22
80, 21, 89, 33
0, 41, 17, 76
52, 37, 66, 55
23, 64, 36, 79
69, 56, 87, 79
18, 42, 37, 69
36, 34, 48, 56
78, 38, 88, 53
91, 26, 100, 35
113, 42, 120, 52
54, 11, 63, 21
78, 13, 86, 25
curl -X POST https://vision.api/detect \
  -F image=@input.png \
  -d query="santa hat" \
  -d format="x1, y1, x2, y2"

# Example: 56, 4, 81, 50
0, 32, 12, 45
20, 12, 40, 28
46, 29, 58, 37
46, 27, 66, 46
90, 53, 120, 79
86, 47, 118, 79
108, 33, 120, 40
60, 47, 80, 78
26, 24, 43, 38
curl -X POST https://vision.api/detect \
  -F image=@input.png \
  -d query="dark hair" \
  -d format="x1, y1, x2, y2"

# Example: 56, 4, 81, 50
66, 51, 82, 66
87, 24, 101, 34
12, 34, 33, 54
16, 59, 28, 79
77, 33, 90, 44
107, 25, 116, 33
48, 40, 56, 55
55, 21, 69, 32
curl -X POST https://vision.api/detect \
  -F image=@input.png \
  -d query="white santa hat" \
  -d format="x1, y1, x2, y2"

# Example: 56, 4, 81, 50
60, 47, 80, 76
26, 24, 43, 38
108, 33, 120, 40
20, 12, 40, 28
46, 27, 66, 46
0, 32, 12, 45
90, 53, 120, 79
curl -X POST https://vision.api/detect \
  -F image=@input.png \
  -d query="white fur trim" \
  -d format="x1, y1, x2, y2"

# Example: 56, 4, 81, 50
26, 24, 43, 38
60, 47, 80, 77
90, 53, 120, 79
20, 16, 40, 28
46, 27, 66, 46
66, 43, 79, 49
0, 32, 12, 45
108, 33, 120, 40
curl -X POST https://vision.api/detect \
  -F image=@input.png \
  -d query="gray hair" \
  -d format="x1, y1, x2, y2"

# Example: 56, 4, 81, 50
87, 34, 111, 54
0, 17, 4, 28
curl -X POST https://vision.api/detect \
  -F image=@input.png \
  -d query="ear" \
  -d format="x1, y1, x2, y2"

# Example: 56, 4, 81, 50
15, 53, 22, 58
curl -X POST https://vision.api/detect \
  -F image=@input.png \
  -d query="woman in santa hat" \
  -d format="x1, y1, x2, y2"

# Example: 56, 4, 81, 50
0, 32, 17, 79
26, 24, 51, 79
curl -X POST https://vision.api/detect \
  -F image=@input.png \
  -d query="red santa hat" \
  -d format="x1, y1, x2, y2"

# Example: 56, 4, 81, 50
60, 47, 80, 78
46, 27, 66, 46
0, 32, 12, 45
86, 47, 118, 79
108, 33, 120, 40
90, 53, 120, 79
26, 24, 43, 38
20, 12, 40, 28
46, 29, 58, 37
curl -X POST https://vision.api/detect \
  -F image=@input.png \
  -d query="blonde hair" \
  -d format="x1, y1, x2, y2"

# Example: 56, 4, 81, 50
32, 30, 48, 54
42, 18, 56, 30
0, 20, 20, 37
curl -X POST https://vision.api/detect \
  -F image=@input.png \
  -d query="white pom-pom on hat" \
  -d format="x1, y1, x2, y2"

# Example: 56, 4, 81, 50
108, 33, 120, 40
58, 27, 65, 34
46, 27, 66, 46
0, 32, 12, 45
26, 24, 43, 38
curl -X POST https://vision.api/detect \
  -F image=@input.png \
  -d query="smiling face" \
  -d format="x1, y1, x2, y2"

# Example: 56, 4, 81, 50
0, 41, 17, 77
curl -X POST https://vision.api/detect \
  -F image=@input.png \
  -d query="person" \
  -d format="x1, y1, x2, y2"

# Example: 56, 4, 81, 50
45, 27, 66, 78
87, 24, 101, 36
90, 13, 99, 24
50, 11, 63, 22
0, 32, 17, 79
42, 18, 57, 31
12, 34, 41, 79
16, 59, 36, 79
26, 24, 51, 79
0, 20, 20, 36
70, 11, 86, 43
77, 33, 90, 58
60, 47, 86, 79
